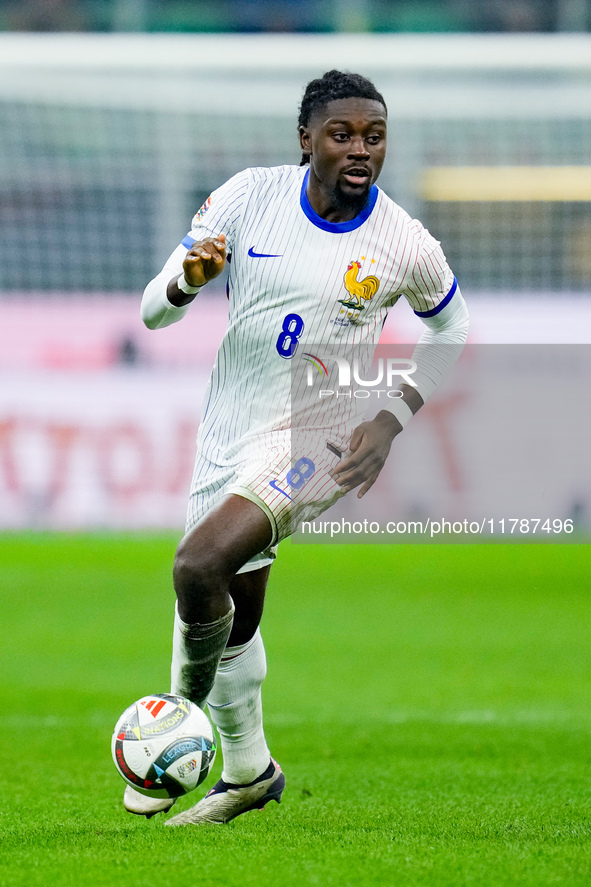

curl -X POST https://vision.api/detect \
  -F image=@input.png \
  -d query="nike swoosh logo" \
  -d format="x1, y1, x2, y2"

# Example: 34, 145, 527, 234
248, 247, 283, 258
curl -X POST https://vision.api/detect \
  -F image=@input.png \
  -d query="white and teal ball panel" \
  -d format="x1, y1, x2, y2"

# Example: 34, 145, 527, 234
112, 694, 216, 799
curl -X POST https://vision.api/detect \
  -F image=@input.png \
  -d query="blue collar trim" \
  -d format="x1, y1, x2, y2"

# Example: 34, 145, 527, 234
300, 169, 379, 233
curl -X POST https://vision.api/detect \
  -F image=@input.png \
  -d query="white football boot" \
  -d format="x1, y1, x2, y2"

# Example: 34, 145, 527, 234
165, 759, 285, 826
123, 785, 177, 818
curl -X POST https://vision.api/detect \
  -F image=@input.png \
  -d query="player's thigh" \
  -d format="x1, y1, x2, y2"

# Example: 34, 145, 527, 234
186, 454, 278, 574
176, 493, 274, 581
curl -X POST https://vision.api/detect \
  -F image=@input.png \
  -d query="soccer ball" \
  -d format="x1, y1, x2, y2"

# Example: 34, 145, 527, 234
112, 693, 216, 799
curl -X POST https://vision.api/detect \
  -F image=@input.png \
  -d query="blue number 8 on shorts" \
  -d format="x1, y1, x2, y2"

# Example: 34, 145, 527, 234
286, 457, 315, 490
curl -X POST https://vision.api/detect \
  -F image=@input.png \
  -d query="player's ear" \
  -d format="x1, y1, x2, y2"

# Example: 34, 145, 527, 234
299, 125, 311, 157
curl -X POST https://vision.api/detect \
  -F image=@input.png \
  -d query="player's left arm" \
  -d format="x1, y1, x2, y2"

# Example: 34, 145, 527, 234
332, 260, 469, 498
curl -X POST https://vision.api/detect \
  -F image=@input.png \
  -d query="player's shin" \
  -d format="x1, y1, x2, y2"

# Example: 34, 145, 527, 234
207, 628, 270, 784
170, 601, 235, 709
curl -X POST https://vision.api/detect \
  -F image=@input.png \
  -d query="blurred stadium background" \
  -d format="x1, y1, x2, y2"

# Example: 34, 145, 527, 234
1, 0, 590, 530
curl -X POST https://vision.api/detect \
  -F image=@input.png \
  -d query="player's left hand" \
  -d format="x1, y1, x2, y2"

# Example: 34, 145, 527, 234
331, 411, 402, 499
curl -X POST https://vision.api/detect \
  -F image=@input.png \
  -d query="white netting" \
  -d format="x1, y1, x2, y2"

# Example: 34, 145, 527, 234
1, 33, 591, 293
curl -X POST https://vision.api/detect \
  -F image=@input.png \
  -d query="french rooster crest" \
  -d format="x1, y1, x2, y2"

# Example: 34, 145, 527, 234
339, 260, 380, 310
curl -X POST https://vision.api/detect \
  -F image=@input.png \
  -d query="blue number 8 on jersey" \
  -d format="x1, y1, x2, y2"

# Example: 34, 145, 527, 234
275, 313, 304, 359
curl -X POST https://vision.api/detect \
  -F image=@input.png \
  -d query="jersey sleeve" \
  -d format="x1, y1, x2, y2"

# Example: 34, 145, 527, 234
181, 168, 252, 254
140, 170, 252, 330
400, 224, 456, 317
140, 243, 192, 330
379, 218, 467, 425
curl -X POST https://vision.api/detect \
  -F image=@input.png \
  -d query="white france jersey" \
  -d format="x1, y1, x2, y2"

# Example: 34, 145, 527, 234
183, 164, 456, 466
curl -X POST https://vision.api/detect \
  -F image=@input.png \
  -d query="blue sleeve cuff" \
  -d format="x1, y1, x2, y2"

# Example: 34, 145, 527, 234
414, 277, 458, 318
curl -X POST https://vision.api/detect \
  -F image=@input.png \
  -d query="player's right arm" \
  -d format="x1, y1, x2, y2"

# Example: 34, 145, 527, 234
141, 169, 252, 330
141, 236, 227, 330
171, 235, 227, 303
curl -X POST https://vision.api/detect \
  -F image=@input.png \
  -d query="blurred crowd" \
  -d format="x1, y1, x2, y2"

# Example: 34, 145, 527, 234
0, 0, 588, 33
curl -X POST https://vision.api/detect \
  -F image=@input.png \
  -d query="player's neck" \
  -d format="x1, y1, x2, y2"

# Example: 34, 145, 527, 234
305, 173, 369, 224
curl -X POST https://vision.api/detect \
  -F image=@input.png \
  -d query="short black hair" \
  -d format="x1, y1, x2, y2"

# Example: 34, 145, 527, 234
298, 70, 387, 165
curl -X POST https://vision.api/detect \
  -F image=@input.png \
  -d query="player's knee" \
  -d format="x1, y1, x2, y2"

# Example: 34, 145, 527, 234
173, 536, 226, 598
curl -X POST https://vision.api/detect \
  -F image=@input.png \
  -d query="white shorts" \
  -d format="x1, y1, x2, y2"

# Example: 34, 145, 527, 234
186, 426, 351, 573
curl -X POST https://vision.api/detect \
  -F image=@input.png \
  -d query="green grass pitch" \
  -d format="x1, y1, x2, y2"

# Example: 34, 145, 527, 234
0, 535, 590, 886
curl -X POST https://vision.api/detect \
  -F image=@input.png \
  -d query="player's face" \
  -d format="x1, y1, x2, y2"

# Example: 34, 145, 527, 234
299, 97, 387, 221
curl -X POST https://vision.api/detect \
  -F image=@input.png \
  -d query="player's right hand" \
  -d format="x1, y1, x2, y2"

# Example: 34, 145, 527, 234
183, 233, 227, 287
